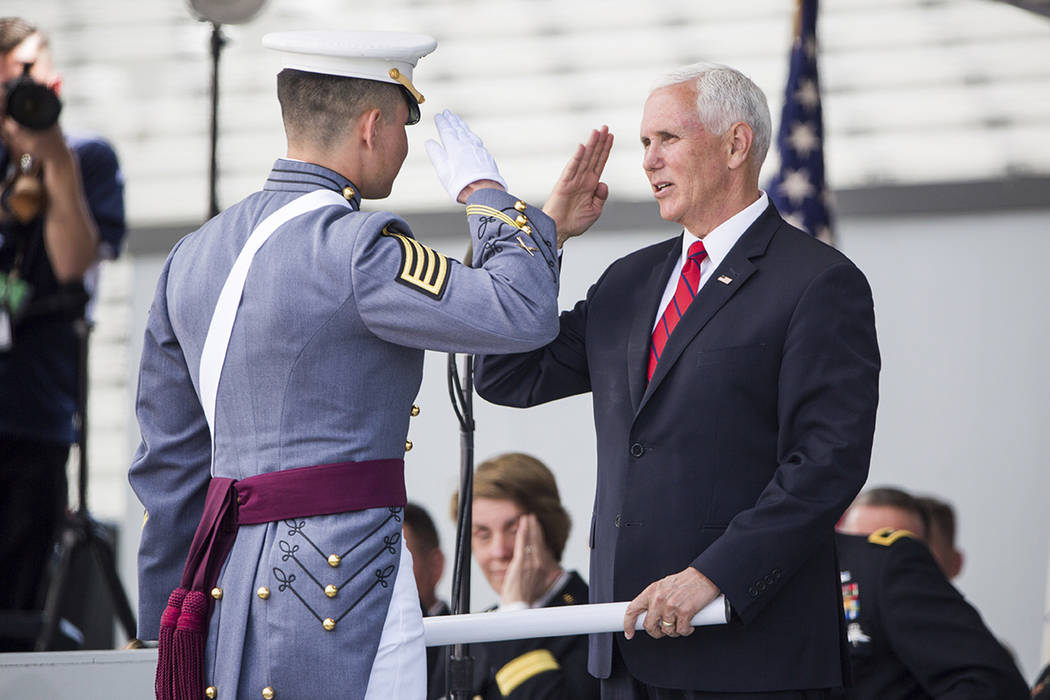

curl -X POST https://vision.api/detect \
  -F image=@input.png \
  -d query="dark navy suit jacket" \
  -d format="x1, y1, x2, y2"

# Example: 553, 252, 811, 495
476, 204, 881, 692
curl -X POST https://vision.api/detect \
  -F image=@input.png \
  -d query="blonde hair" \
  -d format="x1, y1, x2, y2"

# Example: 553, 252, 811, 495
450, 453, 571, 561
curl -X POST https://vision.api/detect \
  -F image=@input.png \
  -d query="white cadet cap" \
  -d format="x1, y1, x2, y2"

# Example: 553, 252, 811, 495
263, 30, 437, 123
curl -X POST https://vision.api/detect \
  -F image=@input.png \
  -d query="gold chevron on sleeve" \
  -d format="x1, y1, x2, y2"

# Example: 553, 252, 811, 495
465, 204, 526, 231
382, 225, 450, 300
495, 648, 560, 696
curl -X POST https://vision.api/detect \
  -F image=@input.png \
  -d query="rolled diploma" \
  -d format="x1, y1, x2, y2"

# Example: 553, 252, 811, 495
423, 595, 728, 647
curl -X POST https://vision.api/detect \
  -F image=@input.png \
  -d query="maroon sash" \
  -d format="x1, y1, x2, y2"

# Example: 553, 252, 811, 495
155, 458, 406, 700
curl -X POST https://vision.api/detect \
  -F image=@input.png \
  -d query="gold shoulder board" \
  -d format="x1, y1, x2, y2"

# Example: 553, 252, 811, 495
495, 648, 560, 696
867, 527, 914, 547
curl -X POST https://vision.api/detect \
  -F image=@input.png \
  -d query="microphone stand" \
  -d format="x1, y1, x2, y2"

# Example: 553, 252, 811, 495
35, 317, 136, 650
445, 352, 475, 699
207, 21, 227, 219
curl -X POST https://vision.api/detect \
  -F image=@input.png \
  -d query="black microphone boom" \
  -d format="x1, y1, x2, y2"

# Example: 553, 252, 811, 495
445, 352, 476, 699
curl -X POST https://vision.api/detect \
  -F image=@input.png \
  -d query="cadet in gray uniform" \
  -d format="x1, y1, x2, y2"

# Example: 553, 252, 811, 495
128, 30, 612, 700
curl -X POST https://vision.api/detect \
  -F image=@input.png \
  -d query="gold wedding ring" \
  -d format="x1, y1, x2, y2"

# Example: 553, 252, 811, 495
660, 618, 675, 627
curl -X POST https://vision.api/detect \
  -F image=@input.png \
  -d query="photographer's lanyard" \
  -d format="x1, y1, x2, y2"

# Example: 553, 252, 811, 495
0, 294, 10, 350
198, 189, 351, 470
0, 240, 31, 352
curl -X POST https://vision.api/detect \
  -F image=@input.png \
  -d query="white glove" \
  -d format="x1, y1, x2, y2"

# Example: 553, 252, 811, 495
425, 110, 507, 203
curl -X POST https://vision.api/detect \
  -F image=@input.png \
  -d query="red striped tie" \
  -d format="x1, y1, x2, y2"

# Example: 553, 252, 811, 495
648, 239, 707, 381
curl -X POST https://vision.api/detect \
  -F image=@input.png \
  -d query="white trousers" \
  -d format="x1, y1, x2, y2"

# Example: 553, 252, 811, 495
364, 542, 426, 699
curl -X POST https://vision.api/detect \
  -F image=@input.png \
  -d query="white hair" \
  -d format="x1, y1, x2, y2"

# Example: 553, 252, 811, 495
652, 62, 772, 166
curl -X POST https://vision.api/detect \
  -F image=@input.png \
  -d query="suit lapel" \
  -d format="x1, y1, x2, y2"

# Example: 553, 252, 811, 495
636, 205, 781, 417
627, 237, 683, 412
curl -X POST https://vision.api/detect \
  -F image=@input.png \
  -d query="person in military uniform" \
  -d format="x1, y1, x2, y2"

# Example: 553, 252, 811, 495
438, 453, 599, 700
914, 494, 964, 580
839, 486, 929, 541
835, 528, 1029, 700
129, 30, 612, 700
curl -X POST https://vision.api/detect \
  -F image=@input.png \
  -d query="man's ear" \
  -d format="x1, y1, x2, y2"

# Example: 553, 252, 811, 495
946, 549, 964, 579
359, 107, 383, 150
726, 121, 754, 170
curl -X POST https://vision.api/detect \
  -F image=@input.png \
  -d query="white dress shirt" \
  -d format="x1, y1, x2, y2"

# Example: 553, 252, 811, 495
652, 192, 768, 332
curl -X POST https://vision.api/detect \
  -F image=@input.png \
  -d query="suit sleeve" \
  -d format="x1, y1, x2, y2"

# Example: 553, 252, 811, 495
352, 188, 561, 355
127, 246, 213, 639
879, 538, 1030, 700
473, 263, 616, 407
694, 261, 880, 621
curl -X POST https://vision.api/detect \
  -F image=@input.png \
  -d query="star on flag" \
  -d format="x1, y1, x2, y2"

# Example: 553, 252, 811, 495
767, 0, 834, 244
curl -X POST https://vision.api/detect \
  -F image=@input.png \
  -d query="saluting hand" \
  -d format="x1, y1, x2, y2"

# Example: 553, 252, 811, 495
425, 110, 508, 204
623, 566, 720, 640
543, 126, 613, 247
500, 513, 558, 606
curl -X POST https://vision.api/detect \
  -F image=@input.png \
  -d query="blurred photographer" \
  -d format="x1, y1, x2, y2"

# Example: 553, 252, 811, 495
0, 17, 125, 649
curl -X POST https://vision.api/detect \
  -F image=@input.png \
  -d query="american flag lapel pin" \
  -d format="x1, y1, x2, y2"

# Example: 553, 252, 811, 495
717, 275, 733, 285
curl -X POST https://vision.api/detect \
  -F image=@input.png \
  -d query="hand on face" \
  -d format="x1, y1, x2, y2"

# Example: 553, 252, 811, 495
500, 513, 558, 606
623, 566, 720, 640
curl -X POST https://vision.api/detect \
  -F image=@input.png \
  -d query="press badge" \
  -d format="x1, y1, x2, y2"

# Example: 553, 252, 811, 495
0, 271, 31, 352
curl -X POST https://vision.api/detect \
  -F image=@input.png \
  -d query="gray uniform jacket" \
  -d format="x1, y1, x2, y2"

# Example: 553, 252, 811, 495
129, 159, 559, 699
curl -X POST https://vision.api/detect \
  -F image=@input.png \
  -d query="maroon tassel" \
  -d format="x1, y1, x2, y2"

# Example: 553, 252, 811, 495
156, 587, 187, 700
173, 590, 209, 700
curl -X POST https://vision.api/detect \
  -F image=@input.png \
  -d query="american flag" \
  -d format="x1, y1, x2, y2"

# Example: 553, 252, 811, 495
767, 0, 834, 244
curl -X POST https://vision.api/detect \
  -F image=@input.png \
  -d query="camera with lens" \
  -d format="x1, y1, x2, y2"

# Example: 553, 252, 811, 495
3, 62, 62, 130
0, 64, 56, 225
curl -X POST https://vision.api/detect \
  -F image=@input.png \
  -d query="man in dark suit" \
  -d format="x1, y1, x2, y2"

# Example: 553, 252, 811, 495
475, 62, 881, 698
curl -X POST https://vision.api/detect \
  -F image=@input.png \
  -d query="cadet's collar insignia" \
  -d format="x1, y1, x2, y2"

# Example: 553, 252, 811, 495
868, 527, 914, 547
847, 621, 871, 647
382, 225, 450, 300
842, 581, 859, 621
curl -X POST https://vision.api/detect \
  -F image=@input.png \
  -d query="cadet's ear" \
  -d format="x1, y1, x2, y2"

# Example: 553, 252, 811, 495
359, 107, 383, 151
